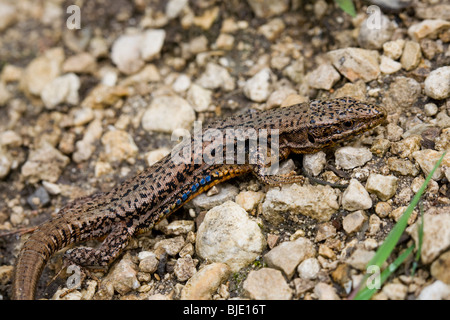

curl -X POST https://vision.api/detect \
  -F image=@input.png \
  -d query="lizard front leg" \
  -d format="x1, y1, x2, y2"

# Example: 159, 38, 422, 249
251, 144, 305, 186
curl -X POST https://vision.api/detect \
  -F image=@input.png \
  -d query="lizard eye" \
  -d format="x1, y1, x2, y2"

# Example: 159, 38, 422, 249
307, 133, 316, 144
343, 121, 353, 128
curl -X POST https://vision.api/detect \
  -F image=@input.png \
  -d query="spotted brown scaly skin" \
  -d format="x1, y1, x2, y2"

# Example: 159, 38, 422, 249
12, 97, 386, 300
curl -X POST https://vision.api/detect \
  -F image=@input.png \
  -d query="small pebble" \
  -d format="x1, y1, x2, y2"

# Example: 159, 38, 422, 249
366, 174, 398, 201
243, 268, 293, 300
342, 210, 367, 234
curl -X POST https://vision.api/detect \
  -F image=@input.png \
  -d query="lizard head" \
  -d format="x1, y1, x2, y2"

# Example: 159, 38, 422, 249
287, 97, 386, 153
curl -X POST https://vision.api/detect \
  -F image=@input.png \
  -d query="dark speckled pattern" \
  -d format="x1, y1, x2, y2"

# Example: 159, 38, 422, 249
12, 97, 386, 299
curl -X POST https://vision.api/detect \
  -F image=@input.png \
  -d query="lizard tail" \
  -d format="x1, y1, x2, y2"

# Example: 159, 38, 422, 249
12, 217, 73, 300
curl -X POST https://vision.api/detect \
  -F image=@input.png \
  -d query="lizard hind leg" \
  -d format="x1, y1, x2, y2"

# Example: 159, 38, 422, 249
59, 223, 134, 298
63, 223, 133, 269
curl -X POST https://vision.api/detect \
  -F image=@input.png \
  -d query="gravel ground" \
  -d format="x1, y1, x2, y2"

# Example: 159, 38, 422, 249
0, 0, 449, 300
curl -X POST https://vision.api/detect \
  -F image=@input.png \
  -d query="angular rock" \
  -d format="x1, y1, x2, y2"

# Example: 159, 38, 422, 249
181, 263, 231, 300
431, 251, 450, 284
314, 282, 340, 300
382, 283, 407, 300
191, 184, 239, 211
262, 183, 339, 224
186, 84, 213, 112
335, 147, 372, 170
21, 142, 70, 183
408, 212, 450, 264
154, 235, 185, 256
327, 48, 380, 82
380, 55, 402, 74
358, 12, 395, 49
341, 179, 373, 211
264, 237, 316, 279
235, 190, 264, 212
306, 64, 340, 90
247, 0, 289, 18
412, 149, 450, 181
111, 34, 145, 74
400, 41, 422, 71
303, 151, 326, 176
366, 174, 398, 201
21, 47, 64, 96
346, 248, 375, 270
297, 258, 320, 280
174, 255, 196, 282
418, 280, 450, 300
408, 19, 450, 42
41, 73, 80, 109
383, 39, 405, 60
108, 257, 140, 295
243, 68, 273, 103
72, 119, 103, 163
342, 211, 367, 234
141, 95, 195, 133
196, 62, 235, 92
243, 268, 292, 300
100, 130, 138, 164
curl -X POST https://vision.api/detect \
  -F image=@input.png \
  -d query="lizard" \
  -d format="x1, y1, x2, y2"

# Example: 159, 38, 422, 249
11, 97, 386, 300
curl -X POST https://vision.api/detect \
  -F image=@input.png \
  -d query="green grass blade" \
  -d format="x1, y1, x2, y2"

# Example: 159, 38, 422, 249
366, 151, 446, 269
335, 0, 356, 17
411, 201, 424, 276
353, 151, 446, 300
354, 244, 415, 300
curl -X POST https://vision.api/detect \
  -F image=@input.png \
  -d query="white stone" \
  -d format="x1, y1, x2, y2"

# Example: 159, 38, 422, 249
181, 263, 231, 300
408, 212, 450, 264
418, 280, 450, 300
424, 67, 450, 100
342, 210, 367, 234
21, 47, 64, 96
306, 64, 340, 90
327, 48, 380, 82
111, 34, 145, 74
341, 179, 373, 211
196, 62, 235, 91
382, 283, 407, 300
187, 84, 213, 112
262, 184, 340, 224
243, 68, 273, 102
366, 174, 398, 201
297, 258, 320, 280
264, 237, 316, 279
196, 201, 266, 272
141, 29, 166, 61
243, 268, 292, 300
335, 147, 373, 169
141, 95, 195, 133
0, 148, 12, 179
172, 74, 191, 93
383, 39, 405, 60
166, 0, 188, 19
303, 151, 326, 176
0, 2, 17, 31
380, 55, 402, 74
41, 73, 80, 109
314, 282, 340, 300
